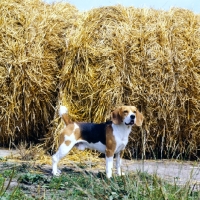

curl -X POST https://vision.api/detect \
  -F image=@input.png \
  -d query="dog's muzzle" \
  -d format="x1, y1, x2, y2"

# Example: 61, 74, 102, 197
125, 115, 135, 125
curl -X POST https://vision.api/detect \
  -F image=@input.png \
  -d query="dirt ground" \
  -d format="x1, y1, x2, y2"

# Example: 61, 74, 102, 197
0, 149, 200, 190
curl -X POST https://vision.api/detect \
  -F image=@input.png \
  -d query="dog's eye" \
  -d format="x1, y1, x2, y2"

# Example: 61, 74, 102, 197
123, 110, 128, 114
133, 111, 136, 114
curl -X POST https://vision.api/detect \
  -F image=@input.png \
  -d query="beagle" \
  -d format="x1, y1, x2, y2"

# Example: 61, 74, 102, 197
52, 105, 144, 178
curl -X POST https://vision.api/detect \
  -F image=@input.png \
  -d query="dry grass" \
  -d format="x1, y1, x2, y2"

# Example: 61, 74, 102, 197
0, 1, 200, 160
6, 143, 100, 168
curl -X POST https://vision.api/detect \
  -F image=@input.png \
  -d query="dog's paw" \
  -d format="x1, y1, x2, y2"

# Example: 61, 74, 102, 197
117, 171, 125, 176
120, 172, 125, 176
106, 173, 112, 179
52, 170, 61, 176
53, 172, 61, 176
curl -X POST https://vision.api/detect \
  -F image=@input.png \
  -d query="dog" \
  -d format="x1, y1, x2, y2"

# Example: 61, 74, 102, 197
52, 105, 144, 178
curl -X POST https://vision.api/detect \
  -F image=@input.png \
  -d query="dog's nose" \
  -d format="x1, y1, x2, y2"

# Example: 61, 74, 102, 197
130, 115, 135, 120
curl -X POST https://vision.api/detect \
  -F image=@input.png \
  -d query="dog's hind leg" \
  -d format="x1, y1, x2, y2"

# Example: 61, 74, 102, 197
52, 123, 80, 176
52, 142, 75, 176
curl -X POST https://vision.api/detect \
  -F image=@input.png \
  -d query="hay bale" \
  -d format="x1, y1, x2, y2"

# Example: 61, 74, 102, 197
126, 7, 200, 159
0, 0, 79, 146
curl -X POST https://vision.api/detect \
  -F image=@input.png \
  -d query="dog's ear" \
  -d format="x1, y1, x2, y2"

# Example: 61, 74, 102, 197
135, 110, 144, 126
111, 107, 122, 125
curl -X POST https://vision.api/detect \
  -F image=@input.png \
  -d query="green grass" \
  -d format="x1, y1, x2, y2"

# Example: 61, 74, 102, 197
0, 162, 199, 200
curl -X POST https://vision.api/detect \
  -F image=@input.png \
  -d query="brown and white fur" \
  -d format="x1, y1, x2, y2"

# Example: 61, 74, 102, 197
52, 105, 144, 178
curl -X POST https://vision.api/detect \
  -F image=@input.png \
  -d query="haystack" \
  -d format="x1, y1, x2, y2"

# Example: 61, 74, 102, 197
125, 7, 200, 159
0, 0, 79, 146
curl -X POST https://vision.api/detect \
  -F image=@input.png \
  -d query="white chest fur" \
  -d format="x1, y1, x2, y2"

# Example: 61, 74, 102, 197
112, 124, 132, 153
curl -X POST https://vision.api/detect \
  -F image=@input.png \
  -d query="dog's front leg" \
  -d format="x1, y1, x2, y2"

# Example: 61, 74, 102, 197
105, 125, 116, 178
106, 156, 113, 178
116, 151, 125, 176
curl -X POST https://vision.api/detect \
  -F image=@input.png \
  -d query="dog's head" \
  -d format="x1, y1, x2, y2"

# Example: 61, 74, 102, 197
111, 106, 144, 126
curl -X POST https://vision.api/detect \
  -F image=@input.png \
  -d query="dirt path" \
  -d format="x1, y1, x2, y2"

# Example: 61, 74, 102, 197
123, 159, 200, 187
0, 149, 200, 190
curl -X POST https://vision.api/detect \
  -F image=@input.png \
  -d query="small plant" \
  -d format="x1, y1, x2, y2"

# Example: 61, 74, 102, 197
0, 168, 20, 199
12, 142, 44, 161
19, 173, 49, 185
2, 169, 15, 178
0, 157, 7, 162
15, 163, 33, 173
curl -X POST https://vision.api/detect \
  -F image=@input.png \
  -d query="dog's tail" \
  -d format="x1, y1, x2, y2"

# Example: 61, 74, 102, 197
59, 106, 71, 125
